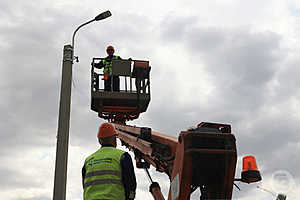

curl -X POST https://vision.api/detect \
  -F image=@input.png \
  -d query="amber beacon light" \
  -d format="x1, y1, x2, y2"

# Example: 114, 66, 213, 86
241, 155, 262, 183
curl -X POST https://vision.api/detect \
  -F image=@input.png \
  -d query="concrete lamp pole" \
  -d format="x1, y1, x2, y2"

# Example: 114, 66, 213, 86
53, 11, 112, 200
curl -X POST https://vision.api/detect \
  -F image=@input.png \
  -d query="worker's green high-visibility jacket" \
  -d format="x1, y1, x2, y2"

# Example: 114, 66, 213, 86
102, 55, 120, 75
83, 147, 126, 200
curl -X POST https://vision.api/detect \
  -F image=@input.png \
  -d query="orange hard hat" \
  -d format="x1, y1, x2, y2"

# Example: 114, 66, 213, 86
106, 45, 114, 51
97, 122, 118, 138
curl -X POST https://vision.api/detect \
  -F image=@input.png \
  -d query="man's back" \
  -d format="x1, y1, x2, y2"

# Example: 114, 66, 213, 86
83, 147, 126, 200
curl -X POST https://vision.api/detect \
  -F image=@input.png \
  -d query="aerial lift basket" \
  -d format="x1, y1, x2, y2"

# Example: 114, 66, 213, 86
91, 58, 151, 122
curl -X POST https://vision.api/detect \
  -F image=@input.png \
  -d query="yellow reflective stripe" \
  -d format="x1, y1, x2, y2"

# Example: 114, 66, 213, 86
85, 170, 121, 178
84, 179, 123, 188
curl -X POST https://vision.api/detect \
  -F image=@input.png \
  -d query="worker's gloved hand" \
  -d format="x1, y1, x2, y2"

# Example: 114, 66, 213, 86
93, 62, 103, 69
128, 191, 136, 200
149, 182, 160, 193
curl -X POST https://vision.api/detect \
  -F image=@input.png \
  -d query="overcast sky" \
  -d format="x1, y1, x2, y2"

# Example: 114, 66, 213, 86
1, 0, 300, 199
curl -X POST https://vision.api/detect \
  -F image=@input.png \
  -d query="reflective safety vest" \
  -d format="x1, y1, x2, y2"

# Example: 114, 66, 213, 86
102, 56, 120, 75
84, 147, 126, 200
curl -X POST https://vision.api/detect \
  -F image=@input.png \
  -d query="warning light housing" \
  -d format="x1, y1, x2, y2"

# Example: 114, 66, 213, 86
241, 155, 262, 183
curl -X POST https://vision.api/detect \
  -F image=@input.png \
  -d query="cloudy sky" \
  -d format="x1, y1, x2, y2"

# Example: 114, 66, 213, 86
1, 0, 300, 199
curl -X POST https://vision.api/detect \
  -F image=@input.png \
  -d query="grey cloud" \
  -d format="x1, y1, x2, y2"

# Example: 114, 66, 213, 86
0, 167, 45, 190
159, 14, 196, 42
187, 29, 282, 111
271, 58, 300, 103
159, 17, 284, 116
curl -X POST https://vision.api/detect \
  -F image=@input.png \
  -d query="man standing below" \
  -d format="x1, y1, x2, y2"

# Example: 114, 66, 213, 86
82, 123, 137, 200
94, 45, 121, 91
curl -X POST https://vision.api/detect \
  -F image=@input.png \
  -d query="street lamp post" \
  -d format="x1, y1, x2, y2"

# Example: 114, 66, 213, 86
53, 11, 112, 200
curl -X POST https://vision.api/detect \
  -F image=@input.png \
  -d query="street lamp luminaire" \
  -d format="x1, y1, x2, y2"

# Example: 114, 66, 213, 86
53, 10, 112, 200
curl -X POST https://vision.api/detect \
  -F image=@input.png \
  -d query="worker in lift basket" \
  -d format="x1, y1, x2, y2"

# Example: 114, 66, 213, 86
94, 45, 121, 92
82, 122, 137, 200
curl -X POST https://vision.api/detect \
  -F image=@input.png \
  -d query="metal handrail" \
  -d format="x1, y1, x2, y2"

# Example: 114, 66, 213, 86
91, 58, 150, 94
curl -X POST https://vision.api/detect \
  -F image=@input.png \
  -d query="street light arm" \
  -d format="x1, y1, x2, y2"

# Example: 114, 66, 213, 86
71, 11, 112, 61
71, 19, 95, 55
